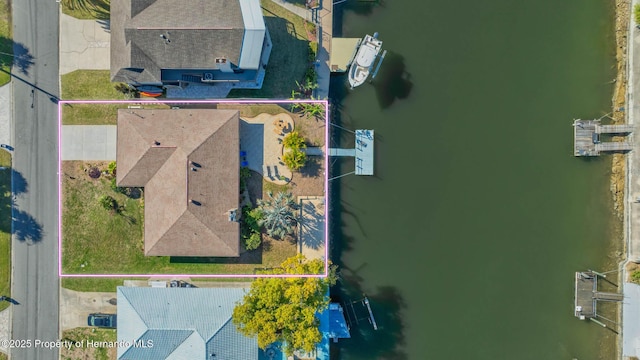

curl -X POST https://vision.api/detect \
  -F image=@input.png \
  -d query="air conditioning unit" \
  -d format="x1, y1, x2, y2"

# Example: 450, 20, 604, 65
203, 73, 214, 81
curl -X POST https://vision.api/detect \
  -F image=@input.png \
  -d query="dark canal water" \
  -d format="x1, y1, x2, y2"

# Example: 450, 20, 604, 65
329, 0, 619, 359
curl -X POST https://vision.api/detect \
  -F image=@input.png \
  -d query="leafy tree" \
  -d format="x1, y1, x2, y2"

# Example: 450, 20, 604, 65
635, 4, 640, 24
282, 131, 306, 150
257, 191, 298, 239
283, 148, 307, 171
232, 255, 336, 356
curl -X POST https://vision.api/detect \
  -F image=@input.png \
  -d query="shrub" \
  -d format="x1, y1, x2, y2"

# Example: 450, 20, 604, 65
632, 270, 640, 283
242, 206, 263, 234
283, 131, 306, 150
308, 41, 317, 62
283, 148, 307, 171
107, 161, 117, 176
245, 232, 261, 251
98, 195, 117, 212
635, 4, 640, 24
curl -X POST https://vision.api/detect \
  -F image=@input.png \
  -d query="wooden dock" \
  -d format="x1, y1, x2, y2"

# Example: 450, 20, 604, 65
573, 119, 633, 156
574, 272, 596, 319
574, 271, 623, 323
595, 124, 634, 134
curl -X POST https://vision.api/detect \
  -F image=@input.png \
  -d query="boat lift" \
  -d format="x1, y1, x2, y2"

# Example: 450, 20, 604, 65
343, 295, 378, 331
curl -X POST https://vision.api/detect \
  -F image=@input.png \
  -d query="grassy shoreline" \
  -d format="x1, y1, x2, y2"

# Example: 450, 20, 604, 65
0, 0, 12, 86
0, 150, 11, 312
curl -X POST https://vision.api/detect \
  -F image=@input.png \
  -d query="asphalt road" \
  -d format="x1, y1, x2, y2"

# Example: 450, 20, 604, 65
10, 0, 60, 359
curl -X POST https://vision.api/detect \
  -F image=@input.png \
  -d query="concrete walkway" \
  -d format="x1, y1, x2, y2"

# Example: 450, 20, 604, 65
60, 289, 117, 331
623, 0, 640, 356
61, 125, 116, 160
314, 0, 333, 99
298, 196, 325, 260
59, 13, 111, 75
0, 84, 11, 147
240, 113, 293, 185
0, 307, 10, 354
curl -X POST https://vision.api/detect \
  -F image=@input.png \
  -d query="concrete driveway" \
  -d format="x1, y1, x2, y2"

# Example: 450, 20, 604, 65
62, 125, 116, 160
60, 289, 117, 331
60, 13, 110, 75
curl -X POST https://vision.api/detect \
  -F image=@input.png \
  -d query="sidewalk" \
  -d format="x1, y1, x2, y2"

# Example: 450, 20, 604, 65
0, 84, 12, 147
0, 307, 10, 354
623, 0, 640, 357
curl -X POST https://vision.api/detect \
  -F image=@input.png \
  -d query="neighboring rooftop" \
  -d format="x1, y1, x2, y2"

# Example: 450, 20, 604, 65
117, 286, 257, 360
110, 0, 267, 84
116, 109, 240, 257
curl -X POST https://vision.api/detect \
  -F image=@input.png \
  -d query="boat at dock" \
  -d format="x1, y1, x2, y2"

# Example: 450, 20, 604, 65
348, 33, 383, 89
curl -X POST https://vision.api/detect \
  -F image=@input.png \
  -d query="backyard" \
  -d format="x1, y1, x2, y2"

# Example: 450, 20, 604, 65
229, 0, 313, 98
0, 150, 10, 312
61, 161, 297, 276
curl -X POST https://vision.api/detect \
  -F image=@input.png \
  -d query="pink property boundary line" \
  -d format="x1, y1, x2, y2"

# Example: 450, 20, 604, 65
58, 99, 330, 279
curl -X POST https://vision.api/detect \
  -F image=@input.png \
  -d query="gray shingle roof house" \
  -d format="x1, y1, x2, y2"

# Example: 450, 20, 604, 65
110, 0, 271, 96
116, 109, 240, 257
116, 287, 258, 360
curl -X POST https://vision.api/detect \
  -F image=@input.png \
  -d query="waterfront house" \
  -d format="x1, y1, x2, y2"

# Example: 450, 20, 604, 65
116, 109, 240, 257
116, 286, 347, 359
110, 0, 271, 97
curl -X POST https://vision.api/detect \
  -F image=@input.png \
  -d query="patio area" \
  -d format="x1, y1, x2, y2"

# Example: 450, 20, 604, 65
240, 113, 295, 185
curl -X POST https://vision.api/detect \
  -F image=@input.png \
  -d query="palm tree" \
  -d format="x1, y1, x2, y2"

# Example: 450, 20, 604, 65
257, 191, 299, 239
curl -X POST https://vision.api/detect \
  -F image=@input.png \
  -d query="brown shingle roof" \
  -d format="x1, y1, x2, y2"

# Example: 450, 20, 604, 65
116, 109, 240, 257
111, 0, 245, 83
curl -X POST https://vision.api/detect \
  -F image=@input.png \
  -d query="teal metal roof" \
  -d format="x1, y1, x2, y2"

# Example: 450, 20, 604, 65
117, 287, 258, 360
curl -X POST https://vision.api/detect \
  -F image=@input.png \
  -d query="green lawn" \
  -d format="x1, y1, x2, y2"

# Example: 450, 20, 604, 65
61, 0, 110, 20
61, 327, 116, 360
62, 161, 296, 276
61, 70, 123, 100
61, 70, 123, 125
0, 151, 10, 312
0, 0, 12, 86
61, 278, 125, 293
61, 71, 171, 125
229, 0, 311, 98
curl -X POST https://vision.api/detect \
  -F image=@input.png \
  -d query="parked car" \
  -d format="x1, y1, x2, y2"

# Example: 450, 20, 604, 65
87, 313, 117, 328
169, 280, 196, 288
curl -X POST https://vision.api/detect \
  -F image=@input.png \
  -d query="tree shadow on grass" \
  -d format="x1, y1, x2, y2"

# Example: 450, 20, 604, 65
0, 36, 35, 76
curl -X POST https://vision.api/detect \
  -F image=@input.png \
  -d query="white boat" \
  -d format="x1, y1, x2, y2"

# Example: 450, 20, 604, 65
348, 33, 383, 89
